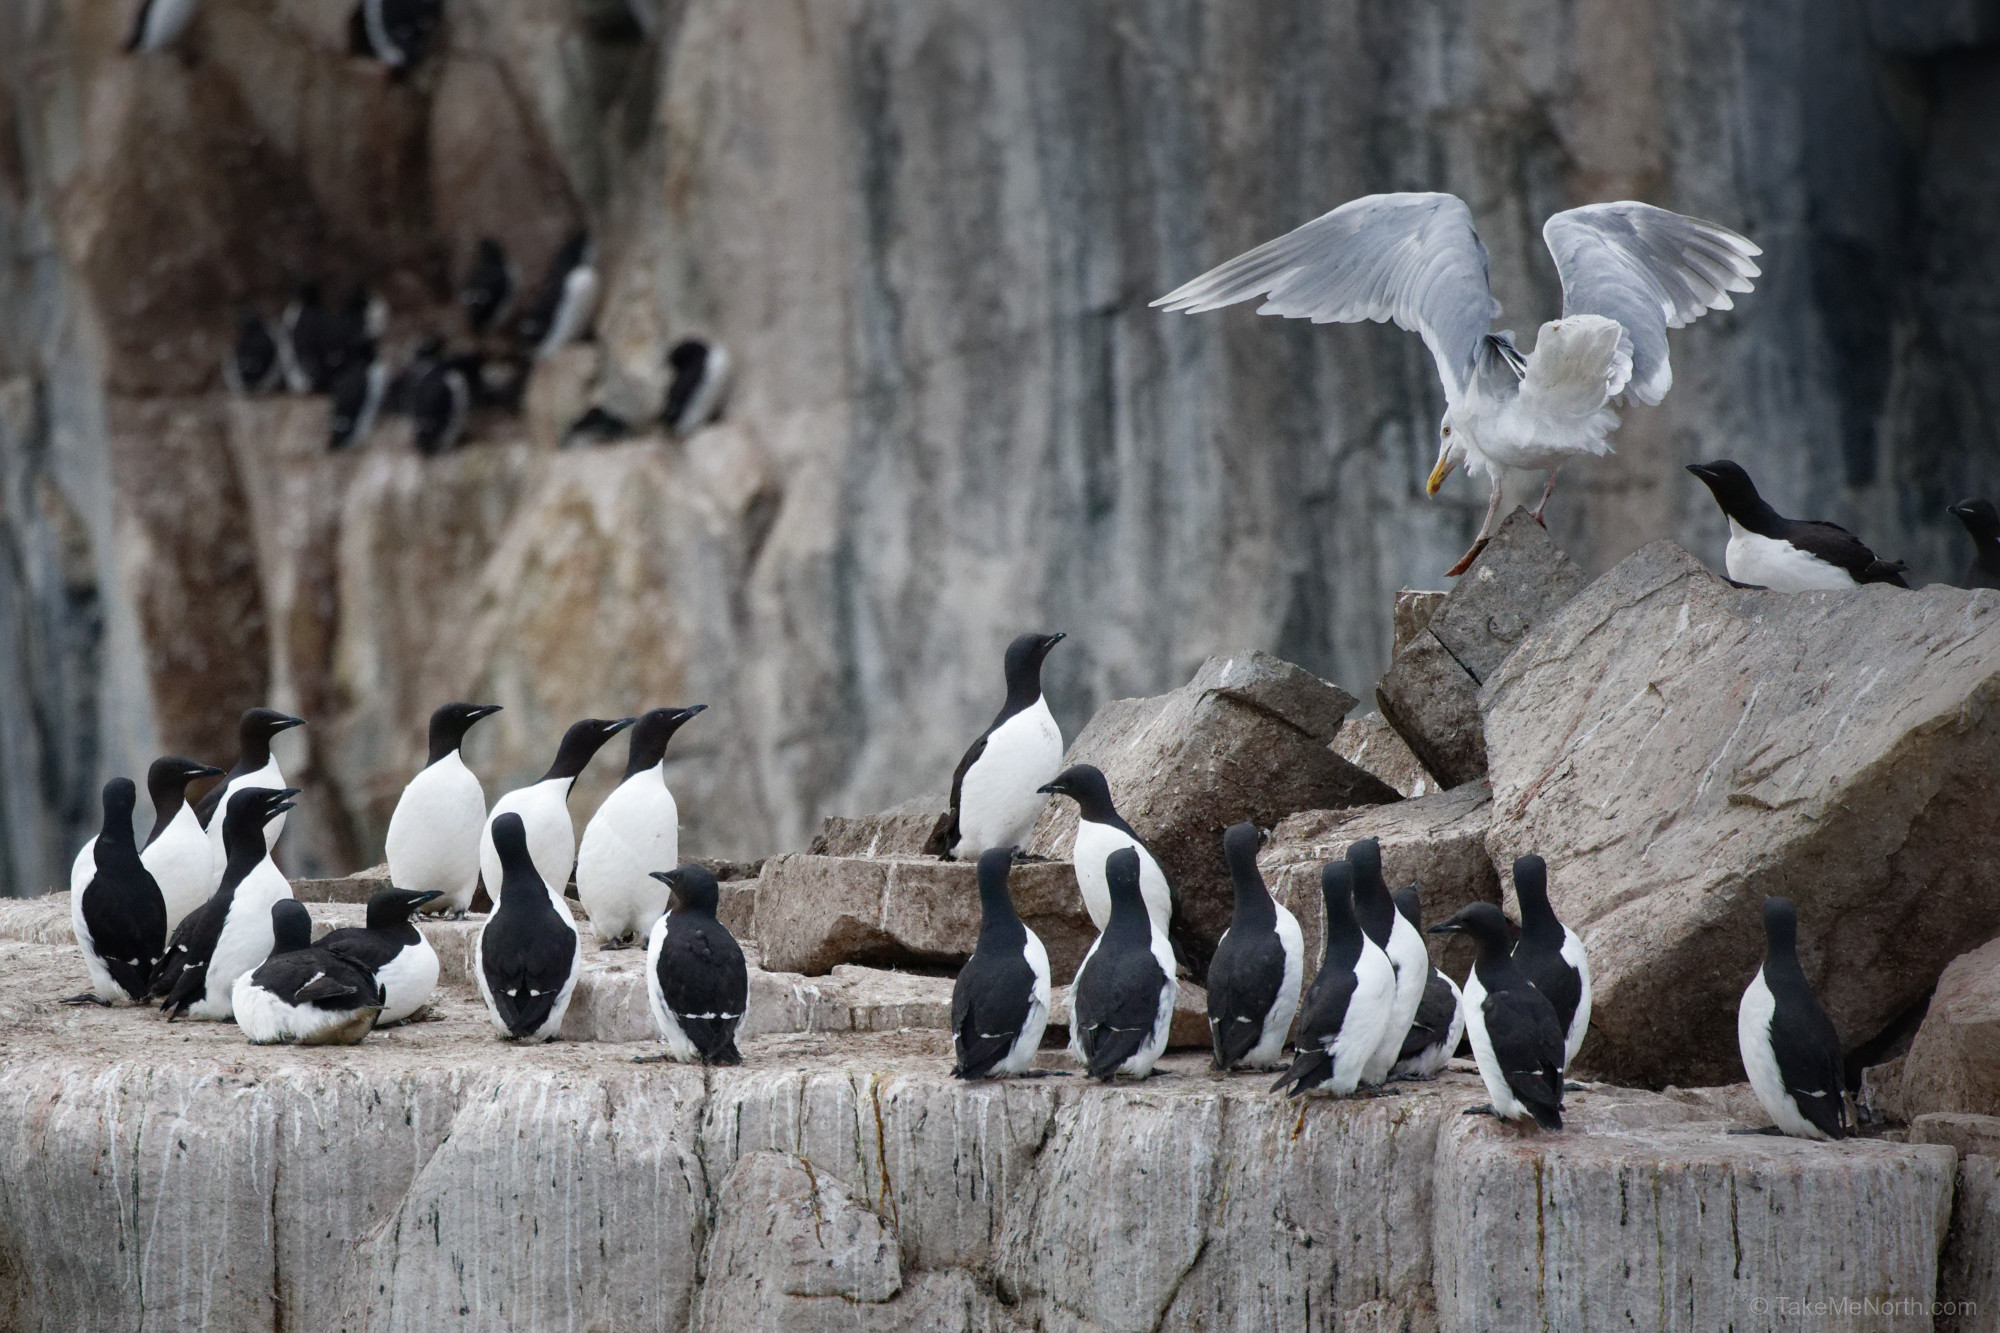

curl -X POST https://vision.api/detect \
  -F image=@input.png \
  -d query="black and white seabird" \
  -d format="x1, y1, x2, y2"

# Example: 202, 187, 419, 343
1738, 896, 1848, 1141
517, 231, 600, 361
461, 238, 517, 335
1429, 903, 1565, 1130
1387, 886, 1464, 1081
662, 339, 731, 436
475, 812, 583, 1041
195, 707, 304, 885
945, 632, 1066, 861
1205, 822, 1304, 1071
386, 702, 501, 918
317, 887, 443, 1026
950, 847, 1052, 1079
329, 355, 388, 449
1068, 848, 1178, 1081
224, 313, 283, 395
126, 0, 198, 53
142, 755, 226, 932
408, 352, 472, 455
477, 716, 635, 904
153, 787, 299, 1021
1038, 764, 1180, 946
640, 863, 749, 1065
1687, 460, 1909, 591
1509, 854, 1591, 1071
233, 901, 385, 1045
66, 779, 169, 1005
281, 284, 377, 395
1346, 838, 1433, 1086
358, 0, 443, 69
1949, 499, 2000, 590
577, 705, 707, 948
1271, 861, 1396, 1097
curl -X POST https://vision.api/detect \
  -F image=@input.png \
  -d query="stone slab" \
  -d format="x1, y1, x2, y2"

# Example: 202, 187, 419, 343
1901, 936, 2000, 1120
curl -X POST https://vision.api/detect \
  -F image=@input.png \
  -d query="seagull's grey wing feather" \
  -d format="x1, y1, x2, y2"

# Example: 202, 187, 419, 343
1542, 203, 1761, 406
1153, 192, 1500, 406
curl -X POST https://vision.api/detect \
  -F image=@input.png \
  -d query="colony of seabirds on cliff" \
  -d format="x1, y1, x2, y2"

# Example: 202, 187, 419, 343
65, 9, 2000, 1142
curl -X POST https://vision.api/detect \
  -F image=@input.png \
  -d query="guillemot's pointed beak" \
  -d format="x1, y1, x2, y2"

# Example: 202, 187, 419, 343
1427, 456, 1455, 496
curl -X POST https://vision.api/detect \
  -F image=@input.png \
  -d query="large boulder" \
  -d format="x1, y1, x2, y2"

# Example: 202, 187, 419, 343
1375, 510, 1589, 788
1897, 936, 2000, 1120
1026, 652, 1398, 974
754, 853, 1095, 982
1482, 541, 2000, 1086
1333, 712, 1441, 800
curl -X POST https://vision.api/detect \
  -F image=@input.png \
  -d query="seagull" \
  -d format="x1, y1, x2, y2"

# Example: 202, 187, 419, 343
1154, 193, 1762, 575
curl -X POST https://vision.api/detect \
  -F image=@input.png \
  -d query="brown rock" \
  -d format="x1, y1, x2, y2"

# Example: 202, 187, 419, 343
1940, 1153, 2000, 1333
1482, 539, 2000, 1086
1900, 937, 2000, 1120
290, 863, 393, 905
1333, 712, 1441, 800
808, 802, 951, 858
1261, 781, 1498, 976
753, 853, 1095, 982
1911, 1113, 2000, 1159
1374, 634, 1485, 788
1027, 651, 1396, 974
1393, 589, 1448, 656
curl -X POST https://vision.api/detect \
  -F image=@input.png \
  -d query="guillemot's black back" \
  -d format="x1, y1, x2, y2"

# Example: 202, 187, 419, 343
648, 863, 749, 1064
77, 779, 169, 1001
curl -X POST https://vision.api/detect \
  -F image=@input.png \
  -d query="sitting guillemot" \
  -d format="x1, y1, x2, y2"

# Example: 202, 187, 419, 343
233, 901, 385, 1046
475, 812, 583, 1042
66, 779, 170, 1006
1687, 460, 1908, 591
317, 888, 444, 1026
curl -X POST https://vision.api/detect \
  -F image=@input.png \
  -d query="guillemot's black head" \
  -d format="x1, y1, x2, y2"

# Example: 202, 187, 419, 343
270, 900, 315, 954
1392, 885, 1422, 932
366, 887, 444, 931
1345, 837, 1386, 895
1102, 846, 1147, 924
1002, 632, 1065, 701
1221, 821, 1263, 885
223, 786, 298, 836
239, 708, 306, 750
1512, 854, 1559, 937
99, 777, 139, 837
623, 705, 708, 778
1319, 861, 1365, 958
1761, 895, 1799, 957
1037, 763, 1116, 823
1686, 460, 1769, 522
651, 863, 720, 917
1428, 902, 1514, 954
146, 756, 222, 810
543, 716, 637, 782
427, 702, 502, 764
1951, 498, 2000, 543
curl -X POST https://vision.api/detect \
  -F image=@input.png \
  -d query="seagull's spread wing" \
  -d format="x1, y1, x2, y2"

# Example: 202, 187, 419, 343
1542, 203, 1761, 406
1153, 193, 1500, 406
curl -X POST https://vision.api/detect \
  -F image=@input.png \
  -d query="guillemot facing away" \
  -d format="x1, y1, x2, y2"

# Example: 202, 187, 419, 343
126, 0, 198, 53
478, 716, 635, 903
224, 313, 283, 395
1737, 896, 1848, 1141
317, 887, 444, 1026
1204, 822, 1303, 1072
576, 705, 707, 949
356, 0, 443, 69
475, 812, 583, 1042
1346, 838, 1432, 1086
1271, 861, 1395, 1098
461, 238, 517, 335
1068, 848, 1177, 1082
386, 702, 501, 917
945, 632, 1065, 861
949, 847, 1052, 1079
153, 787, 299, 1022
1687, 460, 1908, 591
1387, 886, 1464, 1081
1509, 854, 1591, 1072
518, 232, 600, 361
663, 339, 731, 436
66, 779, 169, 1006
1430, 902, 1566, 1130
233, 901, 385, 1046
640, 863, 749, 1066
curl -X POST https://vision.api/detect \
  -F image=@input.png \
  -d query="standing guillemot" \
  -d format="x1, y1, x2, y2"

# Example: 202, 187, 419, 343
329, 356, 388, 449
1387, 886, 1464, 1081
1737, 897, 1848, 1140
639, 864, 749, 1066
576, 705, 707, 948
142, 756, 226, 932
1429, 903, 1566, 1130
126, 0, 198, 53
1067, 848, 1177, 1082
475, 812, 583, 1042
281, 285, 377, 395
224, 313, 283, 395
949, 847, 1052, 1079
1687, 460, 1908, 591
66, 779, 169, 1006
316, 888, 444, 1026
386, 702, 501, 918
662, 339, 731, 436
477, 716, 635, 902
945, 632, 1066, 861
1949, 499, 2000, 590
1271, 861, 1395, 1097
196, 708, 304, 885
1038, 764, 1180, 944
233, 901, 385, 1046
408, 353, 472, 455
1346, 838, 1432, 1087
518, 232, 600, 361
357, 0, 444, 69
153, 787, 299, 1021
1204, 822, 1303, 1072
461, 238, 517, 335
1508, 854, 1591, 1073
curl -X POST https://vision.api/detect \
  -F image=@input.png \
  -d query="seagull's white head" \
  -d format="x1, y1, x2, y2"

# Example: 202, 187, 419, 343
1427, 413, 1471, 496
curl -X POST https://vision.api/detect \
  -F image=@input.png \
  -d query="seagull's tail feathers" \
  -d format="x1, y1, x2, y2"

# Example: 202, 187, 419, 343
1521, 316, 1626, 452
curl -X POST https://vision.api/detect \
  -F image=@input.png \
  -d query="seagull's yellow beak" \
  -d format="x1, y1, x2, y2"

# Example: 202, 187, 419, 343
1427, 455, 1456, 496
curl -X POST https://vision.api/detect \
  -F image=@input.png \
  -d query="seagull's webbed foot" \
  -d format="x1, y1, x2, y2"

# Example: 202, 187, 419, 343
61, 992, 112, 1007
1445, 539, 1490, 578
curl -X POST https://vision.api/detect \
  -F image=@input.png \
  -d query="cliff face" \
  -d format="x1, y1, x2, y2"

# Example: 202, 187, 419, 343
0, 0, 1995, 885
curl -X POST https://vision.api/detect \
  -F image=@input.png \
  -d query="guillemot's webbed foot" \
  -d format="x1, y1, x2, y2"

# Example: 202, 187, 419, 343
60, 992, 112, 1007
1462, 1103, 1501, 1119
1726, 1125, 1787, 1136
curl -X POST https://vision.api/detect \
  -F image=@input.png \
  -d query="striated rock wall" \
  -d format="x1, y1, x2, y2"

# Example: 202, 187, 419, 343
1, 1, 1997, 885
